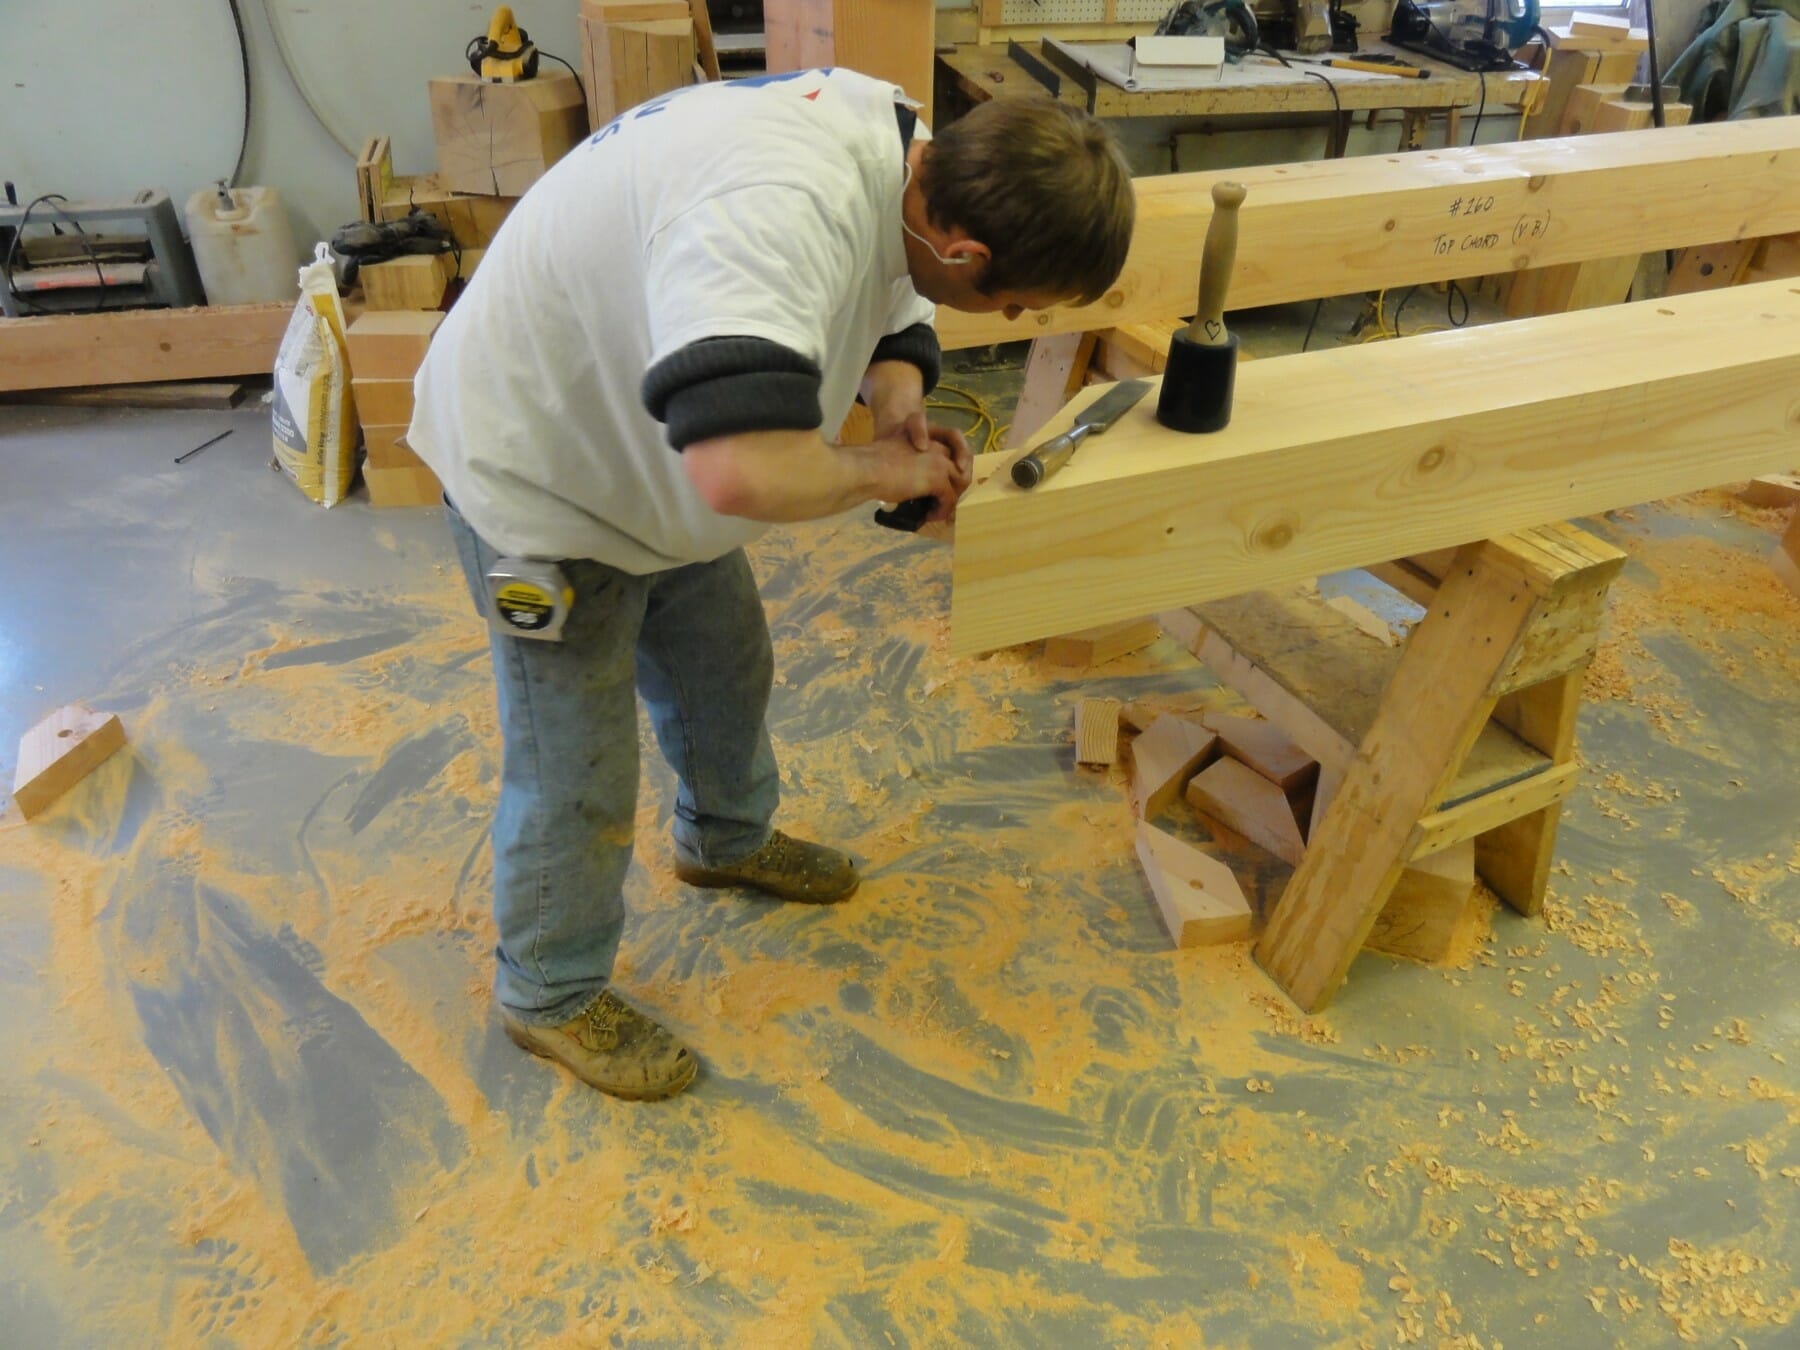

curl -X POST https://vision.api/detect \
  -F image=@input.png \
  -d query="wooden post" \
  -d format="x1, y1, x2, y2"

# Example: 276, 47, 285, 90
763, 1, 936, 106
1007, 332, 1097, 448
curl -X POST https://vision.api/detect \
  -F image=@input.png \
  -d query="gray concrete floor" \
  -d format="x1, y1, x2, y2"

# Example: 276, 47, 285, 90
1, 310, 1797, 1346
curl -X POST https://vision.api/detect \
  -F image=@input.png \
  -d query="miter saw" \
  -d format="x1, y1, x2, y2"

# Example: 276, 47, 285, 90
1388, 0, 1540, 72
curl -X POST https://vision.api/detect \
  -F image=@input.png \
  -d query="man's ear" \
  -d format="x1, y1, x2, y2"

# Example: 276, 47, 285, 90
943, 238, 991, 268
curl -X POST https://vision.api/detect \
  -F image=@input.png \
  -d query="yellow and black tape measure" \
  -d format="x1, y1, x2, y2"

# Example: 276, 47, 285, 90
485, 559, 573, 641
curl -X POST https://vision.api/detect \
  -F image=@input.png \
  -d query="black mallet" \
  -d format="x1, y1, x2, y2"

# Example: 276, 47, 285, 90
1157, 181, 1247, 434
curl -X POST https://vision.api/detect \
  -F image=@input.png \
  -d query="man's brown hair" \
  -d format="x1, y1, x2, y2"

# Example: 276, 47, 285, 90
921, 98, 1134, 307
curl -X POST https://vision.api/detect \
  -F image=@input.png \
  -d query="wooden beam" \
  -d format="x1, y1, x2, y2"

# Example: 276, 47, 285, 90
935, 119, 1800, 349
948, 281, 1800, 655
0, 304, 291, 394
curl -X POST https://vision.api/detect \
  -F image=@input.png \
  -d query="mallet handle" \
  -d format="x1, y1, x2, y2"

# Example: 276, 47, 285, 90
1187, 181, 1247, 347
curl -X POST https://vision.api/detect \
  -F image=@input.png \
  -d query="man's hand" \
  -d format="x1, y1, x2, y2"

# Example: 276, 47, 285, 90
875, 412, 972, 523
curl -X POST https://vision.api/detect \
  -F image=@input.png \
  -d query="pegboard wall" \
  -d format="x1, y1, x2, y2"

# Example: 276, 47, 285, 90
995, 1, 1170, 23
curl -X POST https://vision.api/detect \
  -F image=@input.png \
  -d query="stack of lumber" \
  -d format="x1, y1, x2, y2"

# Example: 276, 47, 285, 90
345, 312, 443, 507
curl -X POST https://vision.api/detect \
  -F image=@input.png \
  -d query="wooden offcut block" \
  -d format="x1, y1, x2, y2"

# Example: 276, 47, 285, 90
1130, 715, 1218, 819
1740, 473, 1800, 509
345, 311, 443, 381
13, 705, 126, 820
365, 462, 443, 508
362, 424, 421, 469
1202, 713, 1318, 793
1570, 11, 1632, 37
581, 1, 689, 19
377, 178, 515, 248
352, 378, 414, 428
429, 71, 587, 197
1364, 840, 1478, 963
1134, 822, 1253, 948
360, 255, 449, 312
1186, 756, 1306, 867
1074, 698, 1122, 766
1043, 617, 1161, 669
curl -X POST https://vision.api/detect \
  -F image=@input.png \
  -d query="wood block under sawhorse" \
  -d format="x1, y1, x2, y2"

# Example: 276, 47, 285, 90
1186, 522, 1623, 1011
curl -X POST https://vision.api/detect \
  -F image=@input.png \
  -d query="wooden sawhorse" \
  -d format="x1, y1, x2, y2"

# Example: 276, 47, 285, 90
1181, 522, 1626, 1012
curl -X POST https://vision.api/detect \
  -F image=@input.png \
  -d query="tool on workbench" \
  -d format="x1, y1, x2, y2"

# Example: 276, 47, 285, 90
1154, 0, 1262, 62
1011, 379, 1153, 490
1388, 0, 1537, 72
467, 5, 539, 82
1157, 181, 1247, 434
1289, 54, 1431, 77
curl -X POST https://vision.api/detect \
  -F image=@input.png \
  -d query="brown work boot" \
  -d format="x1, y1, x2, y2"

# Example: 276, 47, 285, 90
501, 990, 697, 1100
674, 829, 860, 904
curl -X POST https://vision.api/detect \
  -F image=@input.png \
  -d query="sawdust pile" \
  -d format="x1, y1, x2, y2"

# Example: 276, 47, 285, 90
1, 496, 1795, 1345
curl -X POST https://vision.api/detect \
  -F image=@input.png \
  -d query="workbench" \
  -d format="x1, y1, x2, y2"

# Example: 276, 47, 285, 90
938, 40, 1540, 154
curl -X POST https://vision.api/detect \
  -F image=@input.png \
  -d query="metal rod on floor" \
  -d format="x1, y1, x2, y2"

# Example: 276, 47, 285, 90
175, 429, 234, 465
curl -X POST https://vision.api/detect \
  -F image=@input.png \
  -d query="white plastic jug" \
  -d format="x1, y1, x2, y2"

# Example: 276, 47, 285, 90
185, 184, 299, 305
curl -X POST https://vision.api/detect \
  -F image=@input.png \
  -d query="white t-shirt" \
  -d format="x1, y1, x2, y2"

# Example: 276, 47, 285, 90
408, 68, 936, 572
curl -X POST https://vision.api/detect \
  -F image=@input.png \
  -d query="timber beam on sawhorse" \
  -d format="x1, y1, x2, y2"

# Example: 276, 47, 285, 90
935, 118, 1800, 351
1178, 523, 1623, 1011
949, 280, 1800, 656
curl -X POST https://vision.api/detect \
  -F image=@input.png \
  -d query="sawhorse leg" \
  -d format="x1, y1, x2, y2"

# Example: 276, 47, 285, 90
1478, 670, 1582, 916
1257, 537, 1609, 1012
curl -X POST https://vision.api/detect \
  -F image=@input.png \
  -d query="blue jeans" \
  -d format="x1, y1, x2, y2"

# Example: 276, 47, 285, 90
446, 504, 779, 1025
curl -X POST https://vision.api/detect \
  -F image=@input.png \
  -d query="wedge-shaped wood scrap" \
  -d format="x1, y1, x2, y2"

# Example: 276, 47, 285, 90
1365, 840, 1478, 963
1075, 698, 1122, 766
1739, 473, 1800, 509
1043, 617, 1161, 669
1131, 715, 1219, 819
13, 705, 126, 820
1202, 713, 1318, 792
1134, 822, 1253, 947
1325, 595, 1399, 646
1186, 756, 1306, 866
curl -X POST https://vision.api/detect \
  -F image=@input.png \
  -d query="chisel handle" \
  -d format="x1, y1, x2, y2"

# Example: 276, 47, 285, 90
1187, 181, 1247, 346
1011, 423, 1094, 489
